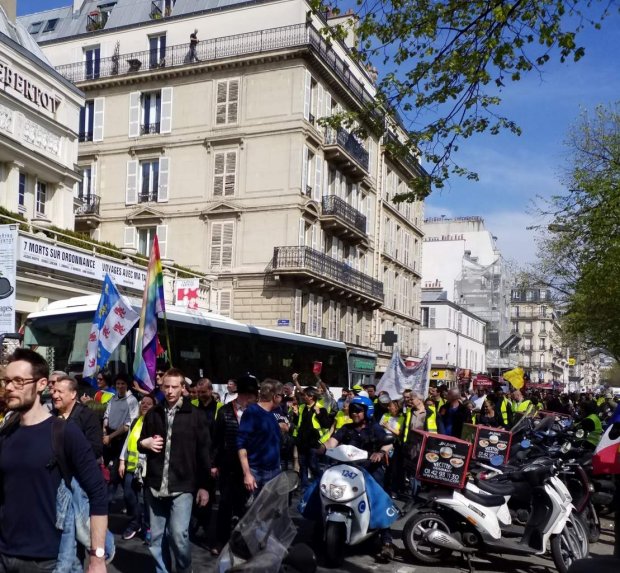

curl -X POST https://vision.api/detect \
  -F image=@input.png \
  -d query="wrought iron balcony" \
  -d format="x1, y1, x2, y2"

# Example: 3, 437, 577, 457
321, 195, 367, 243
139, 191, 158, 203
74, 194, 100, 216
272, 246, 383, 305
324, 127, 369, 178
140, 122, 161, 135
383, 130, 425, 179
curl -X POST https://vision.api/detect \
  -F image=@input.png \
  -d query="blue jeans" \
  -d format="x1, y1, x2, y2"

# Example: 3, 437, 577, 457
250, 467, 281, 495
146, 490, 193, 573
56, 478, 115, 573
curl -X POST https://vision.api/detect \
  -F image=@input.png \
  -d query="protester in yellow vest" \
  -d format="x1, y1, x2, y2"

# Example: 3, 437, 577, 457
424, 399, 440, 433
334, 400, 353, 429
379, 400, 405, 440
118, 394, 156, 541
578, 402, 604, 447
512, 390, 533, 416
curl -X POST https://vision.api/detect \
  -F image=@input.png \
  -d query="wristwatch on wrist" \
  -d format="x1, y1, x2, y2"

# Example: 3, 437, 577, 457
88, 547, 106, 559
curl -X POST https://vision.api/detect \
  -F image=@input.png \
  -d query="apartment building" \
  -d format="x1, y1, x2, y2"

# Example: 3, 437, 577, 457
21, 0, 427, 377
510, 286, 565, 386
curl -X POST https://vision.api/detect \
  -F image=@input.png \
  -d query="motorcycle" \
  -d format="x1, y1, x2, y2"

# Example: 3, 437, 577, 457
317, 444, 400, 567
216, 471, 317, 573
403, 461, 589, 573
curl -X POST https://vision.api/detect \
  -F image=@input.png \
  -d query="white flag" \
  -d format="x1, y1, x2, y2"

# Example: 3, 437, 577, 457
377, 346, 432, 400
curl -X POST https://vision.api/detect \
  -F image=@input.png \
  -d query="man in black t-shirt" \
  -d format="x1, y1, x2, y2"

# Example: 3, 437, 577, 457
0, 348, 108, 572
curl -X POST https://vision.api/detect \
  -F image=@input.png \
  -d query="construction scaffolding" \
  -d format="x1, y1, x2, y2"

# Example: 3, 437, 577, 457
454, 254, 516, 370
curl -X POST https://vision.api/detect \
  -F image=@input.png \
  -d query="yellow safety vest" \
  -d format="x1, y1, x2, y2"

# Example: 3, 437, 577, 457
293, 404, 331, 443
499, 399, 509, 425
584, 414, 603, 447
126, 416, 145, 472
334, 410, 352, 429
380, 413, 404, 438
514, 400, 532, 414
471, 413, 477, 425
426, 406, 438, 433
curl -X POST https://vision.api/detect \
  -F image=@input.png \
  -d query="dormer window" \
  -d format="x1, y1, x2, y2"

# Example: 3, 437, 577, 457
29, 22, 43, 34
43, 19, 59, 32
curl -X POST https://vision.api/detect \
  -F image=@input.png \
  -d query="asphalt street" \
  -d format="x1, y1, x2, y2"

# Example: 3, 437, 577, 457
106, 503, 615, 573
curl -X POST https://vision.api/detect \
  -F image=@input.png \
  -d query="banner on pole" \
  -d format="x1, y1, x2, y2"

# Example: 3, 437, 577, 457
377, 347, 432, 400
0, 225, 18, 334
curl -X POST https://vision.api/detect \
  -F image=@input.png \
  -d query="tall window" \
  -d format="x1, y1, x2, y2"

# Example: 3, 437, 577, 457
141, 92, 161, 135
139, 160, 159, 202
84, 47, 100, 80
215, 79, 239, 125
35, 182, 47, 215
149, 34, 166, 69
137, 227, 156, 256
210, 221, 234, 269
78, 167, 92, 200
18, 173, 26, 209
213, 151, 237, 196
79, 100, 95, 141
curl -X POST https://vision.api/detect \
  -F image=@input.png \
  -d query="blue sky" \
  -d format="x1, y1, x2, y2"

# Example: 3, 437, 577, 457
18, 1, 620, 265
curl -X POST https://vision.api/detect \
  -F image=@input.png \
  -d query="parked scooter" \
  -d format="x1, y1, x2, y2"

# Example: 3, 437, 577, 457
318, 444, 399, 567
403, 462, 589, 573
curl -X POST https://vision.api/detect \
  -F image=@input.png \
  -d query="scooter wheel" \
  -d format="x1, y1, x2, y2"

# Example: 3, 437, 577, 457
324, 521, 346, 567
403, 512, 454, 564
551, 513, 589, 573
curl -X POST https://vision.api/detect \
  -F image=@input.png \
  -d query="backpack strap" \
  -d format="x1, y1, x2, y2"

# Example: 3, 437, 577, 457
51, 417, 72, 489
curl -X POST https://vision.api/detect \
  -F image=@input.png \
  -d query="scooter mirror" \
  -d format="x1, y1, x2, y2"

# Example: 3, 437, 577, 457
490, 455, 504, 467
575, 429, 585, 439
560, 442, 572, 454
520, 439, 531, 449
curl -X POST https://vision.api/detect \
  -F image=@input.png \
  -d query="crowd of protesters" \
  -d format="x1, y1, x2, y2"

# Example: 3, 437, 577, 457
0, 350, 617, 571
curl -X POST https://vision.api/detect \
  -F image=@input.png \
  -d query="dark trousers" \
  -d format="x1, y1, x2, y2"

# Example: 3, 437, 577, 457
298, 449, 320, 489
0, 555, 56, 573
192, 476, 216, 541
215, 468, 248, 547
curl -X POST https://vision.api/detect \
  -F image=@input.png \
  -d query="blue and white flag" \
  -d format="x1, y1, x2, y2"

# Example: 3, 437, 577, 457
377, 346, 432, 400
83, 275, 139, 385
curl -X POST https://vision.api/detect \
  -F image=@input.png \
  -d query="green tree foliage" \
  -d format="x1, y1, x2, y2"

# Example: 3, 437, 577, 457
311, 0, 616, 196
537, 104, 620, 360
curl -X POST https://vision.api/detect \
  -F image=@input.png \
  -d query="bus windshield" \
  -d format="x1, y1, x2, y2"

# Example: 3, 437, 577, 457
24, 313, 131, 375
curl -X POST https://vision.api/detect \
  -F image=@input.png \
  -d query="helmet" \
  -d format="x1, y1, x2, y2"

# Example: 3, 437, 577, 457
350, 395, 374, 419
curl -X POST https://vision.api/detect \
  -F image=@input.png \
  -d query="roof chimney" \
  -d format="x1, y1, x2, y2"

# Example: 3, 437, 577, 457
0, 0, 16, 23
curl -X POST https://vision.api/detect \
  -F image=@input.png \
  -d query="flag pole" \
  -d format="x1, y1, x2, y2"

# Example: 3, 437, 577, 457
161, 304, 173, 368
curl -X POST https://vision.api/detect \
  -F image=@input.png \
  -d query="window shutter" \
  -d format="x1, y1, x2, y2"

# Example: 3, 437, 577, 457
221, 221, 234, 269
160, 87, 173, 134
404, 232, 410, 266
298, 219, 305, 247
126, 160, 138, 204
90, 161, 97, 196
308, 294, 315, 335
317, 296, 323, 336
429, 307, 436, 328
128, 92, 141, 138
294, 289, 302, 333
228, 79, 239, 124
328, 300, 336, 339
156, 224, 167, 258
311, 224, 317, 250
213, 152, 225, 196
324, 91, 331, 117
224, 151, 237, 196
210, 222, 223, 269
123, 226, 136, 248
316, 84, 323, 122
216, 81, 227, 125
93, 97, 104, 142
314, 155, 322, 201
304, 70, 311, 120
158, 157, 169, 202
219, 290, 232, 316
301, 146, 308, 195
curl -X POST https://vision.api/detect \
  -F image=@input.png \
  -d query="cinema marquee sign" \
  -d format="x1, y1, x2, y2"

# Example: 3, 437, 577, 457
0, 61, 61, 114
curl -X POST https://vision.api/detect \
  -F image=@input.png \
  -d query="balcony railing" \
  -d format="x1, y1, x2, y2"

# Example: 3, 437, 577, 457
321, 195, 366, 234
140, 122, 161, 135
324, 126, 369, 172
383, 130, 424, 178
139, 191, 158, 203
74, 194, 100, 216
54, 24, 377, 117
272, 246, 383, 302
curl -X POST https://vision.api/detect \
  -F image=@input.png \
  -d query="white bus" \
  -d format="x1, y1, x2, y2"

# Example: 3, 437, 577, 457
23, 296, 349, 389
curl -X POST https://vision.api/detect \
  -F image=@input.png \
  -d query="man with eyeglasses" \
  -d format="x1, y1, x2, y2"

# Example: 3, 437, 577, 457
0, 348, 108, 572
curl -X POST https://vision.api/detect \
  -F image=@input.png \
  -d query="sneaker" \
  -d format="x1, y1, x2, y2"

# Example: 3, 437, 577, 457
143, 529, 152, 546
122, 527, 141, 540
377, 543, 394, 563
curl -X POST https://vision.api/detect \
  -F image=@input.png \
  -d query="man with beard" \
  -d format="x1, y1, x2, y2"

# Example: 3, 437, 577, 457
0, 349, 108, 571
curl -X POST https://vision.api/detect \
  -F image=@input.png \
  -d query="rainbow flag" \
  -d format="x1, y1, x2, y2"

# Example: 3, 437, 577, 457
133, 235, 166, 390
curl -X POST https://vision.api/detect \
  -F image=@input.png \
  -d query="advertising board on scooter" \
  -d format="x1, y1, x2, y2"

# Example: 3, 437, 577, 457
461, 424, 512, 463
410, 430, 472, 489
